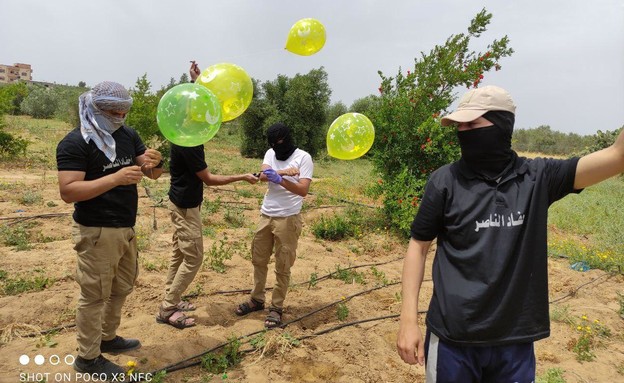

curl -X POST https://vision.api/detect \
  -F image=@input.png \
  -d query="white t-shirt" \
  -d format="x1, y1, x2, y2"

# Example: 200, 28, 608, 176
261, 148, 313, 217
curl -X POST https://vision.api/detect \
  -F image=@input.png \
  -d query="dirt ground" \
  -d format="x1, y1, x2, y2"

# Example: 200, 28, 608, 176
0, 168, 623, 383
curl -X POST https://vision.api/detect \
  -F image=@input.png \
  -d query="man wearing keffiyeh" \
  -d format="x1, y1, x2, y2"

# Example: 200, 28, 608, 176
56, 81, 163, 378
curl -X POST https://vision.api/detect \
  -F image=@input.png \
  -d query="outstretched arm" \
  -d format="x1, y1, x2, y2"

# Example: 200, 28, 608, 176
196, 168, 258, 186
397, 238, 431, 366
574, 129, 624, 189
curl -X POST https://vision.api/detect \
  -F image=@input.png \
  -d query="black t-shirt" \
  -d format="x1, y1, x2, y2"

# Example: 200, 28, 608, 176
56, 126, 146, 227
411, 155, 580, 346
168, 144, 208, 209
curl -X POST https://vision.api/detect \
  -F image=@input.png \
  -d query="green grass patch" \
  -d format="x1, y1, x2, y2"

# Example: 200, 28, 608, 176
1, 270, 54, 295
330, 264, 366, 285
200, 336, 242, 375
311, 206, 381, 241
536, 368, 566, 383
548, 239, 623, 274
312, 156, 377, 204
203, 240, 233, 273
3, 115, 72, 168
549, 177, 624, 273
0, 223, 34, 251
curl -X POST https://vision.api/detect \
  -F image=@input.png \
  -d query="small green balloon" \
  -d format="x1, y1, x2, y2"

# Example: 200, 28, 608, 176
326, 113, 375, 160
156, 83, 222, 147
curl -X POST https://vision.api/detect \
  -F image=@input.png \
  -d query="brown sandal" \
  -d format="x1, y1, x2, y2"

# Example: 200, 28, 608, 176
156, 309, 196, 329
235, 298, 264, 316
264, 309, 282, 329
176, 301, 196, 311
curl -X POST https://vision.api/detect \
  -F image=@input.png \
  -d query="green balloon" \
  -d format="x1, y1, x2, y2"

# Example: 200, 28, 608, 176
327, 113, 375, 160
156, 83, 222, 147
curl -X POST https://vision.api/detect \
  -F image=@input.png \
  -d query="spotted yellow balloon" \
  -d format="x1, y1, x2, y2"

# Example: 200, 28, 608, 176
285, 18, 326, 56
195, 63, 253, 122
327, 113, 375, 160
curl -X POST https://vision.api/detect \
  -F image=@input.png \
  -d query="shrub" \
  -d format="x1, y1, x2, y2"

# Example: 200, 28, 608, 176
576, 127, 624, 156
0, 129, 28, 158
370, 9, 513, 235
20, 86, 60, 119
240, 68, 331, 158
312, 213, 355, 241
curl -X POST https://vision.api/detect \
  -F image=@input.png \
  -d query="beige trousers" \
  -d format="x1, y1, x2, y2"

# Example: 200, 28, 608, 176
250, 214, 303, 311
161, 201, 204, 312
72, 224, 138, 360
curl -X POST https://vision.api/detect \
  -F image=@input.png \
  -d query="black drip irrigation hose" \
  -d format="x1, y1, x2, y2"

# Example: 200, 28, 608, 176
1, 213, 71, 226
24, 272, 613, 340
146, 281, 403, 379
548, 272, 612, 304
149, 270, 616, 380
185, 257, 407, 298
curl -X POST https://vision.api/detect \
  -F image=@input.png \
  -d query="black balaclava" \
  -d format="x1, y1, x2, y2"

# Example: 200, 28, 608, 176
457, 110, 516, 179
267, 123, 297, 161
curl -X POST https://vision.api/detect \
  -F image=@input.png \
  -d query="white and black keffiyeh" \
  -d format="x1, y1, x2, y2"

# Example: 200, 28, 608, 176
79, 81, 133, 162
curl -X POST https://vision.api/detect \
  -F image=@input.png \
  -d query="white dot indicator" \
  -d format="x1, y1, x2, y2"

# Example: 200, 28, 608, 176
34, 355, 45, 365
19, 355, 29, 365
64, 354, 75, 366
49, 355, 60, 365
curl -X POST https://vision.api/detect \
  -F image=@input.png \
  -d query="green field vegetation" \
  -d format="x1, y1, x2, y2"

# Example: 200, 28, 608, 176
3, 115, 72, 167
548, 177, 624, 272
1, 115, 622, 277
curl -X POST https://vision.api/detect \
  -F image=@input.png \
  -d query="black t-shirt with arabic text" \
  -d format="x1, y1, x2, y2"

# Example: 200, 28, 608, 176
56, 126, 146, 227
411, 156, 580, 346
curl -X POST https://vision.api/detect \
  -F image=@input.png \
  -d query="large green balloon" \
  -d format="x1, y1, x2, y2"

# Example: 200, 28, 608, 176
156, 83, 222, 147
326, 113, 375, 160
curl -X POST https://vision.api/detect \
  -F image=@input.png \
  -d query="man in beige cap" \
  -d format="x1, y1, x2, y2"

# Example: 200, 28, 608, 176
396, 85, 624, 382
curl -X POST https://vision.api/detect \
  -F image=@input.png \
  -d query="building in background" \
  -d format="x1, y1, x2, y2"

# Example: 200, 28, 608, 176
0, 63, 32, 84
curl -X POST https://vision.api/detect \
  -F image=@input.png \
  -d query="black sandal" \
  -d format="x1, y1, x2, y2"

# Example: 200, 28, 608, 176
264, 309, 282, 329
235, 298, 264, 316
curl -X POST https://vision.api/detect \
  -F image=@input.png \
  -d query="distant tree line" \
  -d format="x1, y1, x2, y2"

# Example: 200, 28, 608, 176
0, 70, 621, 167
512, 125, 623, 157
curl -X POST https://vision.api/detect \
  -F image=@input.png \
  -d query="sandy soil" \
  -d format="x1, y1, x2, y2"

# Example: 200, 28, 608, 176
0, 169, 623, 383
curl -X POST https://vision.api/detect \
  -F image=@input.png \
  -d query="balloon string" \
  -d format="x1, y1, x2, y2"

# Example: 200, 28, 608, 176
140, 162, 153, 179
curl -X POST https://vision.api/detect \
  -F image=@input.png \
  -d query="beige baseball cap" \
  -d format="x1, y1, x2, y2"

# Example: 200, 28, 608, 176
440, 85, 516, 126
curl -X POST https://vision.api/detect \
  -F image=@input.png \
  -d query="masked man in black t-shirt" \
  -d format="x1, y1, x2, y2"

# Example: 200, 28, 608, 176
396, 85, 624, 382
56, 81, 163, 378
155, 61, 259, 329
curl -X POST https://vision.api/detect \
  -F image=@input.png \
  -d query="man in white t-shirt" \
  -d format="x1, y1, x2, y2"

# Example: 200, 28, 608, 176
235, 123, 313, 328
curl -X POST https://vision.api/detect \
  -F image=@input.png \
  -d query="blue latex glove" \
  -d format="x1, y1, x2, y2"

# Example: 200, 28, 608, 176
263, 168, 283, 184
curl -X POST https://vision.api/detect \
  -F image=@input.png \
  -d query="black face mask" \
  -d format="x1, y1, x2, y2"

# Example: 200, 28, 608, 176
267, 123, 297, 161
457, 111, 515, 179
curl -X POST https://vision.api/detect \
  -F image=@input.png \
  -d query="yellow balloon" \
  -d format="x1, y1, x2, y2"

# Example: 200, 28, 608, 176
285, 18, 326, 56
327, 113, 375, 160
195, 63, 253, 122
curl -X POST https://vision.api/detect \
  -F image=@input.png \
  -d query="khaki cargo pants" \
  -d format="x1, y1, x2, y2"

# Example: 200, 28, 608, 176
72, 224, 138, 360
250, 213, 303, 310
161, 201, 204, 312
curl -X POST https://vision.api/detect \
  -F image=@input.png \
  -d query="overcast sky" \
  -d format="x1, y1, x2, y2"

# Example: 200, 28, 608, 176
1, 0, 622, 135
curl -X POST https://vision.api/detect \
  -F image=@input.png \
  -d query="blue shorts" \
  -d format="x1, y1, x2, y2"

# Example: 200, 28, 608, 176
424, 330, 535, 383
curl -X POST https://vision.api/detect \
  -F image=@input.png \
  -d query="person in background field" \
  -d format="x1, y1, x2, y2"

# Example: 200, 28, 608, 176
56, 81, 163, 378
155, 61, 259, 329
235, 122, 313, 329
396, 85, 624, 382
